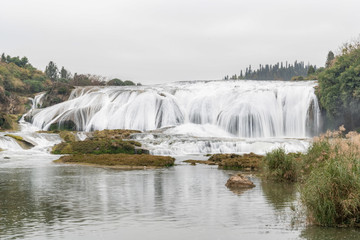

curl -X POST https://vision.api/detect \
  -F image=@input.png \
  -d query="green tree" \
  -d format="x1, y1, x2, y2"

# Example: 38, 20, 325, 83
45, 61, 58, 81
123, 80, 135, 86
60, 66, 71, 80
1, 53, 5, 62
307, 65, 316, 75
318, 43, 360, 130
325, 51, 335, 68
107, 78, 124, 86
20, 57, 28, 67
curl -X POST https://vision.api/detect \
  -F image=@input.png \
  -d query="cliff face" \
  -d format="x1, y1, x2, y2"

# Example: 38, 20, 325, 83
0, 90, 30, 115
0, 89, 30, 130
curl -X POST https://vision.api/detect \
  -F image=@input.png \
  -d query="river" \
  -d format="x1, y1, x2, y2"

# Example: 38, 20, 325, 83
1, 80, 360, 239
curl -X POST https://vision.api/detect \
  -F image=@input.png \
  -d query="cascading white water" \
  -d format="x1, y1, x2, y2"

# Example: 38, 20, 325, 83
29, 80, 320, 138
0, 94, 62, 167
1, 80, 321, 156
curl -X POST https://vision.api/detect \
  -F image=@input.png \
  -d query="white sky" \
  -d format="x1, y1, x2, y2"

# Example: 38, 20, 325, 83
1, 0, 360, 84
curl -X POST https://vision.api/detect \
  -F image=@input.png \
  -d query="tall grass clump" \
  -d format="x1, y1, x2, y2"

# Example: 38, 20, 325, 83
263, 148, 300, 182
300, 127, 360, 227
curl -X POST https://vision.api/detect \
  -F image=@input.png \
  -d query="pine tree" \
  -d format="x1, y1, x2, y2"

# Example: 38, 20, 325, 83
60, 66, 71, 80
45, 61, 59, 81
307, 65, 316, 75
325, 51, 335, 68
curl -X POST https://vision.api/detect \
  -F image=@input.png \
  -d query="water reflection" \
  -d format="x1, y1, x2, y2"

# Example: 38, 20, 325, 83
260, 180, 297, 210
1, 164, 360, 239
300, 226, 360, 240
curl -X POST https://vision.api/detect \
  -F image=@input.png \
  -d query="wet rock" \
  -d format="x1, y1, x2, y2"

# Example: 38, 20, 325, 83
5, 134, 35, 149
134, 146, 150, 154
225, 174, 255, 189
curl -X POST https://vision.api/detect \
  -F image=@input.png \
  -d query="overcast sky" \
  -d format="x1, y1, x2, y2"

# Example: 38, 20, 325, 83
1, 0, 360, 84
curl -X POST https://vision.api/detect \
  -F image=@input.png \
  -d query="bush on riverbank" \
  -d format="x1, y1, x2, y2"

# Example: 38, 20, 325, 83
300, 128, 360, 227
262, 148, 301, 182
261, 127, 360, 226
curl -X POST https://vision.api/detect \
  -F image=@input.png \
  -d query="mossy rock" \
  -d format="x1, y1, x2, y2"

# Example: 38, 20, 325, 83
209, 153, 263, 170
59, 131, 77, 142
55, 153, 175, 168
5, 134, 34, 149
51, 138, 141, 155
92, 129, 141, 140
183, 159, 217, 165
49, 120, 77, 131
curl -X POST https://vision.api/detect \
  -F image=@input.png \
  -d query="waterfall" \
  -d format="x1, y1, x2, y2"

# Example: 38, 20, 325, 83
29, 80, 320, 138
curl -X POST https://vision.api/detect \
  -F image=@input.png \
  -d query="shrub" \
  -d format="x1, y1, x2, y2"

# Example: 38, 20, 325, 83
301, 156, 360, 227
300, 127, 360, 226
24, 80, 45, 92
262, 148, 300, 182
107, 78, 124, 86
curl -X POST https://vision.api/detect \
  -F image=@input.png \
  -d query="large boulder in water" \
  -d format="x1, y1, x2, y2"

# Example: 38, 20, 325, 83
225, 174, 255, 189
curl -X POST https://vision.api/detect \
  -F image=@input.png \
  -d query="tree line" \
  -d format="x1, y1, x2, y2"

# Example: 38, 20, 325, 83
224, 61, 317, 81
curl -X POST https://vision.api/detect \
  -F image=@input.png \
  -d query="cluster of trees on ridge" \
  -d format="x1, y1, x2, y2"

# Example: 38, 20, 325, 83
44, 61, 140, 87
224, 61, 318, 81
0, 54, 140, 129
0, 53, 139, 96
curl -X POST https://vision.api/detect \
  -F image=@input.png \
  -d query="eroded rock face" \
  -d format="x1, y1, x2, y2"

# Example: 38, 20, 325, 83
225, 174, 255, 189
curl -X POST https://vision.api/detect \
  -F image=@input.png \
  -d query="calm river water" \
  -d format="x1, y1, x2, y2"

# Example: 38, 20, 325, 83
1, 156, 360, 240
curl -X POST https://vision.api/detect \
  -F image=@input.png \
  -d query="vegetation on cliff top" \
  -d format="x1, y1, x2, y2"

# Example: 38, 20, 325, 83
0, 53, 141, 116
224, 61, 317, 81
316, 40, 360, 130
